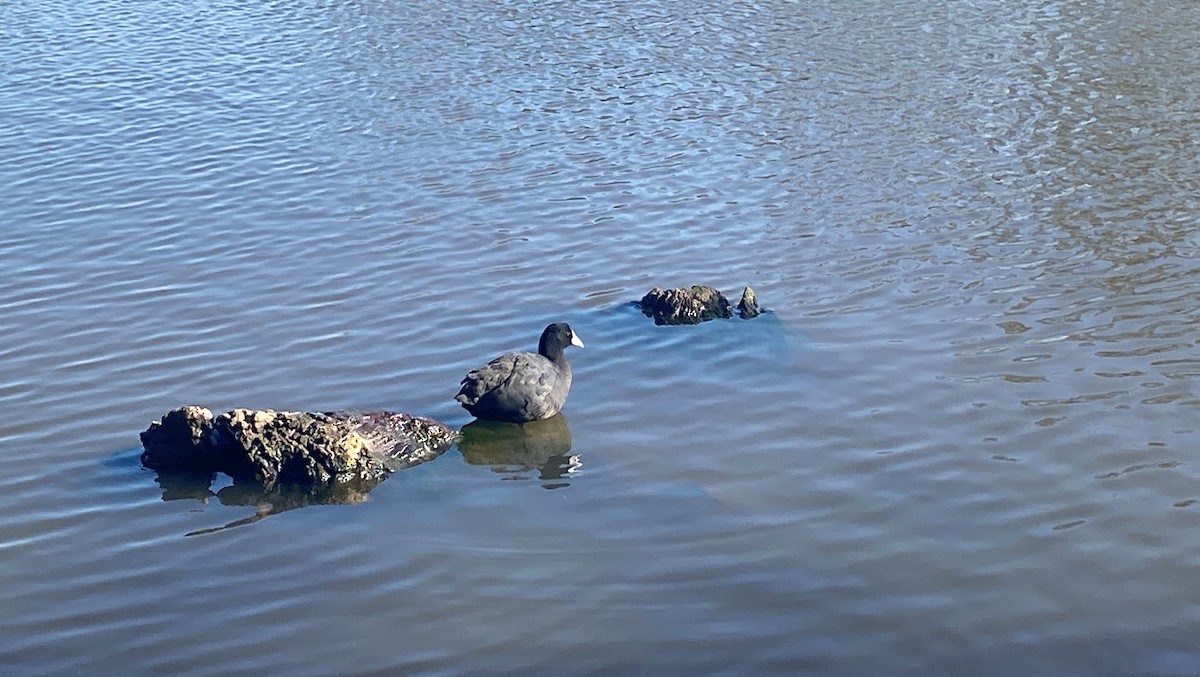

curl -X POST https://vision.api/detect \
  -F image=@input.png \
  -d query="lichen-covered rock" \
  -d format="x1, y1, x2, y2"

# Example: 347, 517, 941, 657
334, 410, 460, 470
140, 406, 458, 488
639, 285, 733, 325
140, 405, 214, 458
209, 408, 384, 486
737, 286, 761, 319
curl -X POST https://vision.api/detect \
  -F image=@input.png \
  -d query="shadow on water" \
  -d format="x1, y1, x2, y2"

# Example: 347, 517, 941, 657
457, 414, 579, 489
144, 458, 384, 537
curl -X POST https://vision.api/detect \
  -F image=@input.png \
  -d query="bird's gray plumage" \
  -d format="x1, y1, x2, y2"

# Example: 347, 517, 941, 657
455, 323, 583, 423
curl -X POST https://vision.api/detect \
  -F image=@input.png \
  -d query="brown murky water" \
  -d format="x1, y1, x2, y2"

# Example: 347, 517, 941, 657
3, 0, 1200, 673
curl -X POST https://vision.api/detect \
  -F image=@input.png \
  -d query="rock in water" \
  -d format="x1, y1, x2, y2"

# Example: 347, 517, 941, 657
140, 406, 458, 488
639, 285, 733, 325
340, 410, 458, 470
737, 286, 761, 319
138, 405, 215, 466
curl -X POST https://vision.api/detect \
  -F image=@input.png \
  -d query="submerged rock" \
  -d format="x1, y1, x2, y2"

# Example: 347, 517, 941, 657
638, 285, 764, 325
639, 285, 733, 325
344, 410, 459, 470
737, 286, 761, 319
140, 406, 458, 488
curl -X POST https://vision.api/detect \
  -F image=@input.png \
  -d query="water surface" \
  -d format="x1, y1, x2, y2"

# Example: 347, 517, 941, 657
3, 0, 1200, 674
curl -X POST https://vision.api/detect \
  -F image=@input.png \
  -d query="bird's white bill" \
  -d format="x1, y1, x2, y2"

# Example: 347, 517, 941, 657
571, 330, 585, 348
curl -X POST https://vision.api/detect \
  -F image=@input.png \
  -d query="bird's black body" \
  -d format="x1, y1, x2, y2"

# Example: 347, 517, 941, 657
455, 323, 584, 423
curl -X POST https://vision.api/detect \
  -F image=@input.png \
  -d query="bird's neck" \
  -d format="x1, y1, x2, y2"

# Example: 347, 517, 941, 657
539, 341, 566, 365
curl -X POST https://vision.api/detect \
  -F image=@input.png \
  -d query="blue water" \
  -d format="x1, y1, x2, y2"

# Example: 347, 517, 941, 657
3, 0, 1200, 674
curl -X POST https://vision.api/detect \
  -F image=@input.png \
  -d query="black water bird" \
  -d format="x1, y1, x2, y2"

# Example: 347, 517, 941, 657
455, 323, 584, 423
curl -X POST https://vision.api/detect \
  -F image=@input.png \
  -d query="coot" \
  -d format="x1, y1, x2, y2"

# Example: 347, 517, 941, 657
455, 323, 584, 423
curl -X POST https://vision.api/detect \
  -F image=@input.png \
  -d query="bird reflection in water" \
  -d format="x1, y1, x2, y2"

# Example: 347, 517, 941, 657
457, 413, 580, 489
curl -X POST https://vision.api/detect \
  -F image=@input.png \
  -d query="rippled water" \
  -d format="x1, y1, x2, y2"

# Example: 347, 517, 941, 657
3, 0, 1200, 673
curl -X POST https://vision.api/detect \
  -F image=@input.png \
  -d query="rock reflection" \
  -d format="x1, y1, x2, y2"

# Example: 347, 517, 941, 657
150, 467, 383, 536
458, 414, 579, 488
